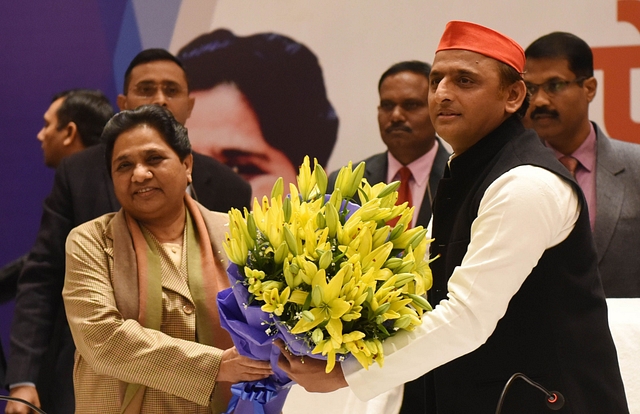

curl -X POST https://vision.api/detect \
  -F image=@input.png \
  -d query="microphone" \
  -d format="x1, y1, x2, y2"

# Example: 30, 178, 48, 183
495, 372, 565, 414
0, 395, 48, 414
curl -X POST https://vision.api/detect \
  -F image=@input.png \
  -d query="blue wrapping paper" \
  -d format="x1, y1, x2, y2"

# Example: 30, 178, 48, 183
218, 287, 291, 414
224, 379, 289, 414
217, 197, 361, 413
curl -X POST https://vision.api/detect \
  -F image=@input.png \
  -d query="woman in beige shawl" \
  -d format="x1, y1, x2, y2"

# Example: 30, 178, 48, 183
63, 105, 271, 413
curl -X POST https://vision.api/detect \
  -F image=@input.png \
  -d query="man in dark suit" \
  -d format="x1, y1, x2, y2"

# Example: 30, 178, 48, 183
0, 90, 114, 306
4, 49, 251, 414
329, 61, 449, 228
523, 32, 640, 297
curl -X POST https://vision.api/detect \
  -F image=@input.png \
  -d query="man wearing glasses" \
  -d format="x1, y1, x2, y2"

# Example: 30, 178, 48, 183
523, 32, 640, 298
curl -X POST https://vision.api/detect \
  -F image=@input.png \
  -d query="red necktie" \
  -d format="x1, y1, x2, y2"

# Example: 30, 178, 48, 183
388, 167, 413, 227
559, 155, 579, 178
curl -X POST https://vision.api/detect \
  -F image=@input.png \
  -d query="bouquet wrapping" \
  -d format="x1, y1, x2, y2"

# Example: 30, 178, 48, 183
217, 157, 433, 413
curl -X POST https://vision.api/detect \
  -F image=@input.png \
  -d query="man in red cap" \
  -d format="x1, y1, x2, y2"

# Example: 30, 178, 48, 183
277, 21, 628, 413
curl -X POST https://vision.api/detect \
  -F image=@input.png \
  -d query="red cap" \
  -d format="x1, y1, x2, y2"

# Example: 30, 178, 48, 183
436, 21, 525, 73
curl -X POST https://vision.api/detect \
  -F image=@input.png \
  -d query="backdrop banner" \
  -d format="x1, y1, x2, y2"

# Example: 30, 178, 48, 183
1, 1, 638, 411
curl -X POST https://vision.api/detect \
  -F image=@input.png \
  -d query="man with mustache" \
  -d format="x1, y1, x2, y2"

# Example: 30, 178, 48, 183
329, 61, 450, 229
523, 32, 640, 297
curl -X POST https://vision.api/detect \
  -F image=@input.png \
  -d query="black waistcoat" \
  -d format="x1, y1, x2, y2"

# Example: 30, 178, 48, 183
401, 118, 628, 414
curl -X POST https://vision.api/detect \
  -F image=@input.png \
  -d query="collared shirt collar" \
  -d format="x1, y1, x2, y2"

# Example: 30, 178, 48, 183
386, 139, 440, 184
547, 123, 597, 172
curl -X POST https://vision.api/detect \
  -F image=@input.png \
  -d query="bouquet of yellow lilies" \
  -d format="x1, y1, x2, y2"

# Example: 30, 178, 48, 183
216, 156, 433, 413
221, 155, 433, 370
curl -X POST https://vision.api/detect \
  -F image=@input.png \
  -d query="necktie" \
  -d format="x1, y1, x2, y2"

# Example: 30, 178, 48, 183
559, 155, 579, 178
397, 166, 413, 207
388, 167, 413, 227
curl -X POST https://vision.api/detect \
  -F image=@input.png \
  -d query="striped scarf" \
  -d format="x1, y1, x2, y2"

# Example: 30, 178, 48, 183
113, 194, 233, 413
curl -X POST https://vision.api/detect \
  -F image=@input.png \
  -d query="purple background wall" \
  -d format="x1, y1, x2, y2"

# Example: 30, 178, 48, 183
0, 1, 131, 402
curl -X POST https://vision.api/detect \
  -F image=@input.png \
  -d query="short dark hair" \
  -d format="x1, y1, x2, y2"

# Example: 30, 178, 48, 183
525, 32, 594, 78
103, 105, 191, 175
52, 89, 114, 147
122, 49, 189, 94
177, 28, 338, 167
378, 61, 431, 91
496, 61, 530, 118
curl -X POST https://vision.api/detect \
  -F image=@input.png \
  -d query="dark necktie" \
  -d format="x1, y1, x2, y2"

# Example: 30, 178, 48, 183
388, 167, 413, 227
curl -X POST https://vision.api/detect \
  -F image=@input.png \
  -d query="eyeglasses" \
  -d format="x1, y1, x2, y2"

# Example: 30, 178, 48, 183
131, 81, 186, 99
525, 77, 587, 96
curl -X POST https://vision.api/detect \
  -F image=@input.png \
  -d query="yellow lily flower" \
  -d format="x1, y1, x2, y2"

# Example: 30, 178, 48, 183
290, 264, 351, 336
311, 337, 344, 373
390, 226, 427, 250
349, 198, 392, 223
283, 258, 303, 288
248, 280, 265, 300
271, 176, 284, 201
358, 181, 387, 203
372, 226, 391, 249
250, 196, 267, 234
313, 159, 328, 196
344, 337, 375, 370
324, 201, 340, 238
228, 208, 255, 249
289, 289, 308, 305
223, 227, 248, 265
297, 156, 317, 201
361, 242, 394, 272
261, 286, 290, 316
297, 258, 320, 285
369, 339, 385, 368
333, 161, 354, 198
346, 162, 366, 199
244, 267, 266, 284
288, 183, 300, 207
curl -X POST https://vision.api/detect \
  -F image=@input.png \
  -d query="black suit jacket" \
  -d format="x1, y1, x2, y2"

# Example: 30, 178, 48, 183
5, 144, 250, 413
328, 139, 450, 227
0, 255, 24, 304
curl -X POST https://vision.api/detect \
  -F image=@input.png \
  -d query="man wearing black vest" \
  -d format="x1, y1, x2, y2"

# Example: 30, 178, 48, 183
277, 21, 628, 413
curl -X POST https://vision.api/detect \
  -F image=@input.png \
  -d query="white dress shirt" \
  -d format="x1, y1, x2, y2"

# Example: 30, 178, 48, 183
343, 165, 580, 401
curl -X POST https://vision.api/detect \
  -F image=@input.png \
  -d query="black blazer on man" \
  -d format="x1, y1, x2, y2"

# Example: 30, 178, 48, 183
5, 144, 250, 413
